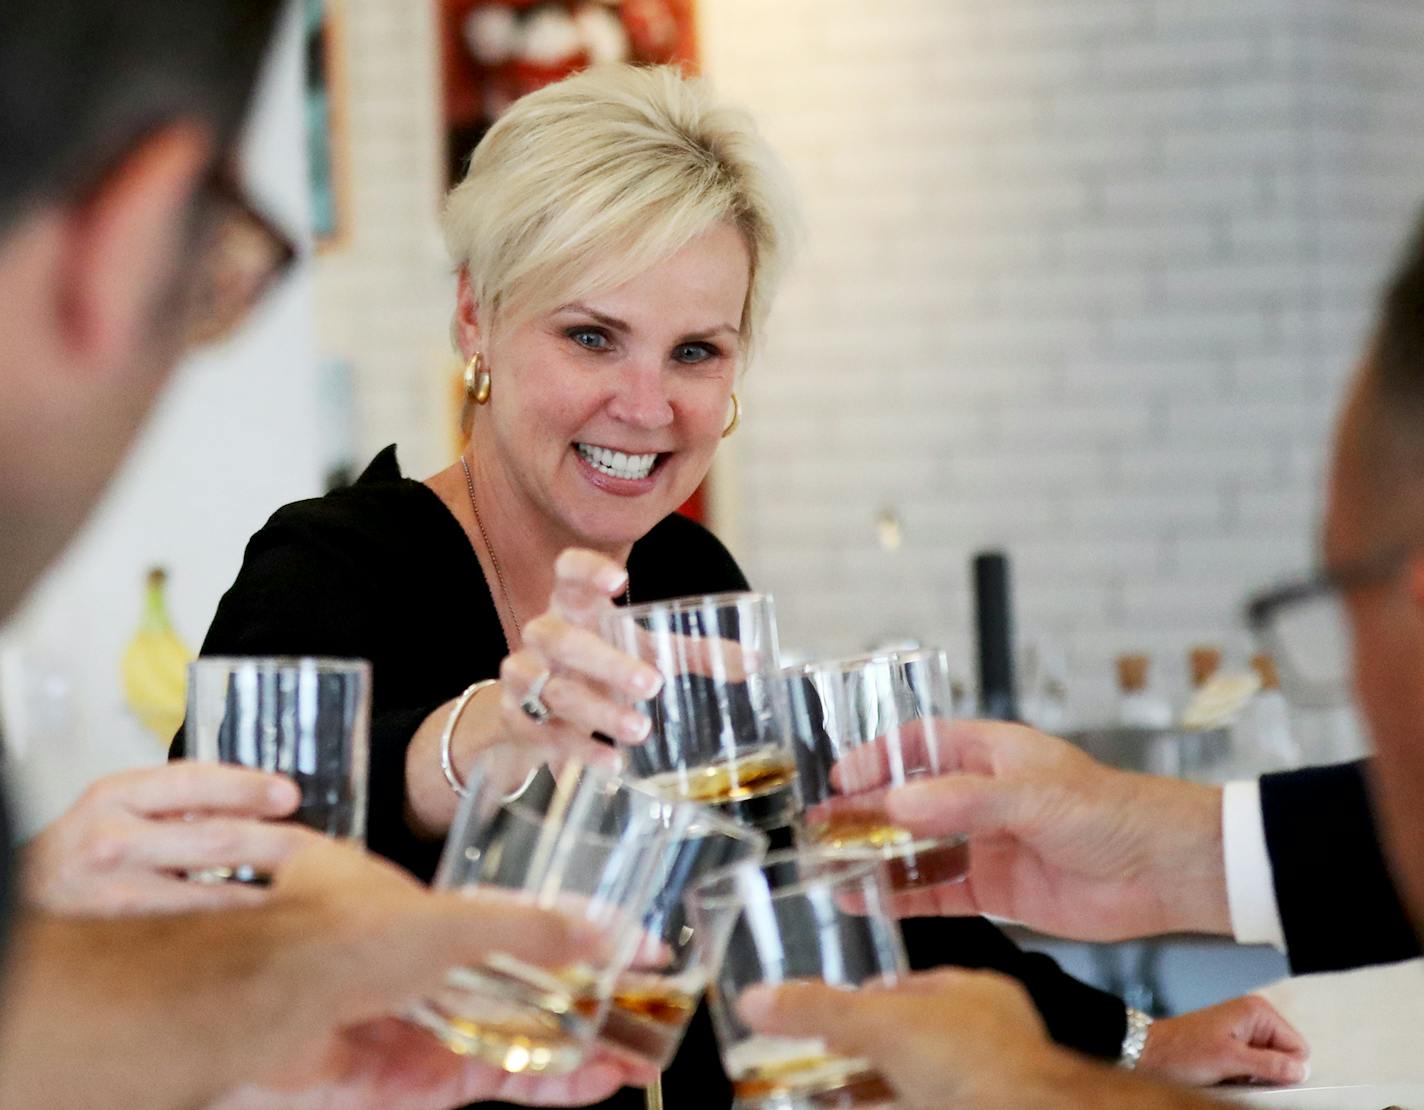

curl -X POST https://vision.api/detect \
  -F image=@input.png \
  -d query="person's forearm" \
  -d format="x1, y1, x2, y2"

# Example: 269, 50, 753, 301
1008, 1050, 1224, 1110
1124, 772, 1231, 937
0, 907, 338, 1109
403, 683, 503, 838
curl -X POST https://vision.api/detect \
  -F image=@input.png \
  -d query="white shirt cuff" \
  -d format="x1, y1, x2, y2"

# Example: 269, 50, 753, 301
1223, 778, 1287, 951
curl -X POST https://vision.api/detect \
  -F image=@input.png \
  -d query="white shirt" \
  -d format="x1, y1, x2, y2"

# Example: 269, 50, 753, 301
1223, 778, 1287, 950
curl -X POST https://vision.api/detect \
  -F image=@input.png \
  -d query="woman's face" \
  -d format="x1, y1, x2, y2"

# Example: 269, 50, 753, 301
471, 221, 751, 550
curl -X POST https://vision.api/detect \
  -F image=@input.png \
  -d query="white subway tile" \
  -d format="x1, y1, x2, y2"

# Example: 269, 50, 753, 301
314, 0, 1419, 707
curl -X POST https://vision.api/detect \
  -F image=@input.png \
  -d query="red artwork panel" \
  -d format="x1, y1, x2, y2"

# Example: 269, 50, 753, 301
438, 1, 699, 185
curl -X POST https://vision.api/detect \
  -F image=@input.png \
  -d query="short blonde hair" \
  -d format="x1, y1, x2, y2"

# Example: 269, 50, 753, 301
442, 64, 799, 356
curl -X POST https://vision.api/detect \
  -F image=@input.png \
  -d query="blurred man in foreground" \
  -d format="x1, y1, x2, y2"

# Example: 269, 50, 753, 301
744, 222, 1424, 1107
0, 2, 648, 1106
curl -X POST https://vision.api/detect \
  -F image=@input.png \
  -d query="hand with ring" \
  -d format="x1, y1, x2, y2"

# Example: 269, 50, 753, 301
406, 549, 664, 837
497, 548, 663, 766
518, 668, 554, 725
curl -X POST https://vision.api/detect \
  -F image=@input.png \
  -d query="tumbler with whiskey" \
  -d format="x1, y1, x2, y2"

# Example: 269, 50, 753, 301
596, 808, 767, 1069
687, 849, 906, 1110
410, 752, 697, 1075
601, 591, 800, 830
786, 648, 970, 892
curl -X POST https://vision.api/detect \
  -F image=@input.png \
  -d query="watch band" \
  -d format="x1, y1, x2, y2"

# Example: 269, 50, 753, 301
1117, 1006, 1153, 1069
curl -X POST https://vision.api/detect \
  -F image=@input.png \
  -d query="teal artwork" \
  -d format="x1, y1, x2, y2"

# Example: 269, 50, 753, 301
305, 0, 343, 244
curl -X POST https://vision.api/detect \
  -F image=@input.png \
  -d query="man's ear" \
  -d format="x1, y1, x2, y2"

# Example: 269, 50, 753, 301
57, 123, 212, 374
454, 268, 486, 359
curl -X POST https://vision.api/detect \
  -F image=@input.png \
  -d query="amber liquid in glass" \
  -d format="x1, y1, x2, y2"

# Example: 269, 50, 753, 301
727, 1037, 895, 1108
410, 959, 602, 1075
416, 1009, 588, 1074
805, 813, 970, 891
643, 747, 798, 828
597, 978, 701, 1067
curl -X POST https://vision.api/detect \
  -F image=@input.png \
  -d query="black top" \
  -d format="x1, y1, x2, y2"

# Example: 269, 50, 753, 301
1261, 759, 1419, 973
183, 446, 1128, 1108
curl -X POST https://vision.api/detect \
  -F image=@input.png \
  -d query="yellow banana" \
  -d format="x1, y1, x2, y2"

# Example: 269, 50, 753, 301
120, 567, 194, 743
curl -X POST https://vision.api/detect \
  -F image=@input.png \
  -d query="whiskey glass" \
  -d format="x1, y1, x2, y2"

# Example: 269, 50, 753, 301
597, 806, 769, 1070
410, 748, 694, 1075
686, 849, 905, 1109
786, 648, 969, 892
601, 592, 799, 830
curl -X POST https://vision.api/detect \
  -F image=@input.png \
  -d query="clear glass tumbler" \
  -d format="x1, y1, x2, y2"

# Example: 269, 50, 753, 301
687, 849, 906, 1109
597, 806, 768, 1070
185, 656, 370, 843
410, 748, 696, 1076
786, 648, 969, 892
601, 591, 798, 830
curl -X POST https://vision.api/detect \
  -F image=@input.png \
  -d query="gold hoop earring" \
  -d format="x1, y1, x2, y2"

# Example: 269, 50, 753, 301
463, 352, 491, 405
721, 392, 741, 438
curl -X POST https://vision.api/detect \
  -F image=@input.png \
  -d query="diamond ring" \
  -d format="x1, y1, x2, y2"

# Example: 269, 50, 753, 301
519, 669, 553, 724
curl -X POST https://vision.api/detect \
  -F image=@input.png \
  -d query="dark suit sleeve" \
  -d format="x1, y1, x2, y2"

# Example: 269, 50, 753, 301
1260, 759, 1419, 974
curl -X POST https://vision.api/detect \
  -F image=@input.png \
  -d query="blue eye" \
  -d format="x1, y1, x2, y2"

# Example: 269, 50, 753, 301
568, 328, 611, 351
673, 343, 717, 364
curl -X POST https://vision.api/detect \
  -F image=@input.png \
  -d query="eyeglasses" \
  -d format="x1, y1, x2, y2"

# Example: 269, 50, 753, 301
182, 167, 298, 349
1244, 545, 1409, 709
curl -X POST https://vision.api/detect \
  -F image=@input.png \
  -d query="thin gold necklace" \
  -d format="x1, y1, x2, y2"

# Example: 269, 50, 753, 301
459, 456, 630, 642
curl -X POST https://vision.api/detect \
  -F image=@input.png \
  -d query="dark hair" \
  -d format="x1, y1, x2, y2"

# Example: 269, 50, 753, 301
0, 0, 284, 230
1373, 215, 1424, 416
1348, 212, 1424, 531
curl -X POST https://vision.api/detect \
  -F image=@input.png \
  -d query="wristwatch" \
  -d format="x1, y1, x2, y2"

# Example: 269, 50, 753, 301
1117, 1006, 1153, 1069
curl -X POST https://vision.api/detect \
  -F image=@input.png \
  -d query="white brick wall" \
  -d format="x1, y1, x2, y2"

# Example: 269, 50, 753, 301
699, 0, 1424, 717
312, 1, 1424, 720
310, 0, 454, 480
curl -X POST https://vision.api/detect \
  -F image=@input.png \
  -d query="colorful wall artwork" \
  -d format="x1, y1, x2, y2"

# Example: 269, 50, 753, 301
305, 0, 350, 248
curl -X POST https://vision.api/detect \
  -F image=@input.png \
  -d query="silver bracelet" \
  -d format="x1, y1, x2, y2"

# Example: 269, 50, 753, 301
1117, 1006, 1153, 1070
440, 679, 497, 798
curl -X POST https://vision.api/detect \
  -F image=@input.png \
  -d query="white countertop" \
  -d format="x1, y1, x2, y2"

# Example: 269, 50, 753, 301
1216, 959, 1424, 1107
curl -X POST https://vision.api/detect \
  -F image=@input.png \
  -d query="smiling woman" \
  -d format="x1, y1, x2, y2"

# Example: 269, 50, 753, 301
451, 219, 751, 559
176, 63, 1294, 1110
178, 64, 799, 1107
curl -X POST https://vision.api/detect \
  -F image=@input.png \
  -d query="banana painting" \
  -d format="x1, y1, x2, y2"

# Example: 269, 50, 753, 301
120, 567, 194, 743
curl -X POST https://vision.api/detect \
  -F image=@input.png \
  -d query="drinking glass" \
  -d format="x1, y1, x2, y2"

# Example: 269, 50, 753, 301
601, 591, 798, 829
786, 648, 969, 891
185, 656, 370, 843
409, 747, 696, 1075
687, 849, 906, 1109
598, 807, 769, 1070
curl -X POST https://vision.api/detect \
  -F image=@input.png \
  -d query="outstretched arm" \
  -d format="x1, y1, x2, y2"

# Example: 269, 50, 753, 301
0, 838, 639, 1109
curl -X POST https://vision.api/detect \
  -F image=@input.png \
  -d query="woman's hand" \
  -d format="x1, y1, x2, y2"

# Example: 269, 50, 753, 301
24, 761, 318, 915
496, 548, 662, 765
405, 549, 662, 837
1138, 995, 1309, 1087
